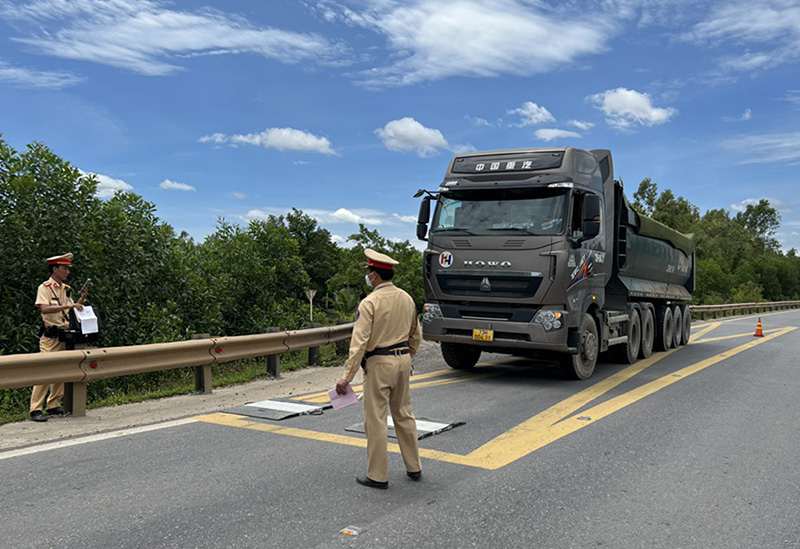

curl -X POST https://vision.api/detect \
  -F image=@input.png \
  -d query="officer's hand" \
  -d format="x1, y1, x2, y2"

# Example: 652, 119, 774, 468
335, 378, 349, 395
73, 303, 84, 312
80, 285, 89, 299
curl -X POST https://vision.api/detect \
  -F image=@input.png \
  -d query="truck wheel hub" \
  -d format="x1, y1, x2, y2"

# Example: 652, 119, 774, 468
582, 333, 597, 361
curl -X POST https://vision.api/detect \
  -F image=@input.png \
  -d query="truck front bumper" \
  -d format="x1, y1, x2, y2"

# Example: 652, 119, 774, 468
422, 307, 573, 353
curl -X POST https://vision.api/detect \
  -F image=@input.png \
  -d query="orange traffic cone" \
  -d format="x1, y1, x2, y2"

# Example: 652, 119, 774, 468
754, 318, 764, 337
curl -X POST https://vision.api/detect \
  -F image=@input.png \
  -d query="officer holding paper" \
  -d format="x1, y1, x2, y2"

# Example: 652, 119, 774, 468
336, 248, 422, 489
30, 253, 88, 422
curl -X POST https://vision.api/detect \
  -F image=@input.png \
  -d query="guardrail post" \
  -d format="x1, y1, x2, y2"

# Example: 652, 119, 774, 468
266, 327, 281, 378
308, 322, 321, 366
192, 334, 212, 394
63, 381, 87, 417
63, 341, 91, 417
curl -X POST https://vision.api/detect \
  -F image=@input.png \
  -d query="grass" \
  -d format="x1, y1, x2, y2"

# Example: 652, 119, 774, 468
0, 343, 346, 426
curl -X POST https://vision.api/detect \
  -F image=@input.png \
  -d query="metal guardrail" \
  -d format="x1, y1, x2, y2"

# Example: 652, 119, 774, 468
689, 301, 800, 320
3, 299, 800, 417
0, 323, 354, 417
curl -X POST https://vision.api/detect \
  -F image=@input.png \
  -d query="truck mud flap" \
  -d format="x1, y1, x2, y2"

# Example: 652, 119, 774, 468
223, 398, 331, 421
346, 417, 465, 440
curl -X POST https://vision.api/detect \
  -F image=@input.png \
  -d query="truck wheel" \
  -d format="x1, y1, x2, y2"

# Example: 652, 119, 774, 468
681, 305, 691, 345
654, 305, 673, 352
610, 309, 641, 364
672, 306, 683, 347
639, 306, 654, 359
560, 313, 599, 380
441, 342, 481, 370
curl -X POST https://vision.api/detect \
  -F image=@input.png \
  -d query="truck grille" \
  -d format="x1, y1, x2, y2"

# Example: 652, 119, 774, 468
436, 272, 542, 298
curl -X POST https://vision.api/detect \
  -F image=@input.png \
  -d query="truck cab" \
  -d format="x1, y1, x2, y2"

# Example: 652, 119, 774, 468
416, 147, 694, 380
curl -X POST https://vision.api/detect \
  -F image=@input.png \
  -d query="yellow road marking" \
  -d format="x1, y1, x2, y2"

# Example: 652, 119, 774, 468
693, 327, 782, 344
293, 357, 521, 403
194, 327, 796, 470
193, 412, 477, 466
689, 321, 721, 341
463, 326, 796, 469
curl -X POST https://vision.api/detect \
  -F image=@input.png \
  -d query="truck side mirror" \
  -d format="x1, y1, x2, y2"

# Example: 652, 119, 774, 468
416, 197, 431, 241
582, 195, 601, 239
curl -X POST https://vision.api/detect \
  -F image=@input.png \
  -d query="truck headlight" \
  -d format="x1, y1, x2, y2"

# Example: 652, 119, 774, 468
423, 303, 443, 323
534, 310, 564, 331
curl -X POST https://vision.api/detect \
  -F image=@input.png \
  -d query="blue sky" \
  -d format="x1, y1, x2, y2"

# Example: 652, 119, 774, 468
1, 0, 799, 250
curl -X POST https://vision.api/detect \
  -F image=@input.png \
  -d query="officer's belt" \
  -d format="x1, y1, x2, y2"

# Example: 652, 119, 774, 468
365, 341, 410, 359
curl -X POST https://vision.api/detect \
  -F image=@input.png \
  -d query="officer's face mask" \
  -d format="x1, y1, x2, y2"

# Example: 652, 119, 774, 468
365, 271, 373, 288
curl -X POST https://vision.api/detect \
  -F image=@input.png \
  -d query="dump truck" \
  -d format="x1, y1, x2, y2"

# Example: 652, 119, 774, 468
414, 147, 695, 379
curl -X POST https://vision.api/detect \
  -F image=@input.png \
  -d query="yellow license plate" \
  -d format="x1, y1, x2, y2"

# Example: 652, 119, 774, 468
472, 329, 494, 342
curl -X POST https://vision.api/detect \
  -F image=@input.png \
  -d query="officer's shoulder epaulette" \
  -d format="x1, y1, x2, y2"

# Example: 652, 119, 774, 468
64, 283, 72, 289
43, 281, 52, 287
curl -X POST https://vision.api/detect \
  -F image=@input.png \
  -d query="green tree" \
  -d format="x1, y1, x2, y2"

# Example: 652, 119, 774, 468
328, 224, 423, 319
631, 177, 657, 216
284, 208, 340, 296
735, 199, 781, 253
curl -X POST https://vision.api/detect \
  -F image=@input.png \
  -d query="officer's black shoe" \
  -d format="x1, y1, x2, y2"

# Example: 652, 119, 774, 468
30, 410, 48, 422
356, 476, 388, 490
46, 406, 66, 417
406, 470, 422, 480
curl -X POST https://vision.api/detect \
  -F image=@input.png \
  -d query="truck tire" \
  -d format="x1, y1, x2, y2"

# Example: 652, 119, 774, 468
654, 305, 673, 352
560, 313, 599, 380
639, 306, 654, 359
441, 342, 481, 370
672, 305, 683, 347
610, 309, 641, 364
681, 305, 691, 345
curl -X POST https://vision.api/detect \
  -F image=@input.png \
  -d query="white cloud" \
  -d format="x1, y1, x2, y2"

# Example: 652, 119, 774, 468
0, 59, 84, 88
508, 102, 555, 126
229, 191, 246, 199
1, 0, 345, 76
588, 88, 677, 130
465, 115, 493, 127
730, 197, 790, 213
682, 1, 800, 73
567, 120, 594, 131
722, 132, 800, 164
393, 213, 417, 223
723, 108, 752, 122
80, 170, 134, 198
785, 90, 800, 109
160, 179, 195, 191
534, 128, 582, 142
198, 133, 227, 144
201, 128, 337, 155
330, 0, 613, 87
246, 206, 384, 226
375, 117, 450, 157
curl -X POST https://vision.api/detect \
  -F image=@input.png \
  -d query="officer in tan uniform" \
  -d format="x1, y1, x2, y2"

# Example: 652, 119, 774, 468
30, 253, 88, 422
336, 248, 422, 489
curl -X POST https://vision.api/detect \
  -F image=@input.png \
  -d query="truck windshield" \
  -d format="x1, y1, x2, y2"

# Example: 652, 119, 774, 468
431, 189, 567, 236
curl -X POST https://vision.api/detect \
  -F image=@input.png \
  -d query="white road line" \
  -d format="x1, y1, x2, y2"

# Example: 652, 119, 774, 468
0, 418, 197, 461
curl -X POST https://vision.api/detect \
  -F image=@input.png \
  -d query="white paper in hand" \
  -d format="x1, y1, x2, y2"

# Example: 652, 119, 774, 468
75, 306, 98, 334
328, 383, 359, 410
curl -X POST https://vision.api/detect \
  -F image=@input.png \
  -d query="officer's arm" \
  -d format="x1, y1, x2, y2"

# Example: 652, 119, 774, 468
35, 286, 76, 314
37, 303, 78, 314
408, 312, 422, 356
341, 301, 374, 383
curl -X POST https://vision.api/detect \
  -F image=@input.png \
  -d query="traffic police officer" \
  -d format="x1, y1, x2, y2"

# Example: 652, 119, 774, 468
30, 253, 88, 422
336, 248, 422, 489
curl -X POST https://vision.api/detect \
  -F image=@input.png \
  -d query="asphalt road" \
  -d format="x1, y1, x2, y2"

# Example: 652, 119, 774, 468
2, 311, 800, 548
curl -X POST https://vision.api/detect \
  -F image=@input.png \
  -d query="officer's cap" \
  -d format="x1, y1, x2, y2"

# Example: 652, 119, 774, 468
364, 248, 398, 270
46, 253, 73, 267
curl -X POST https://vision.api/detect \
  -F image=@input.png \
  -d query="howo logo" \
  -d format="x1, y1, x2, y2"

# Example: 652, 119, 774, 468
463, 260, 512, 268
